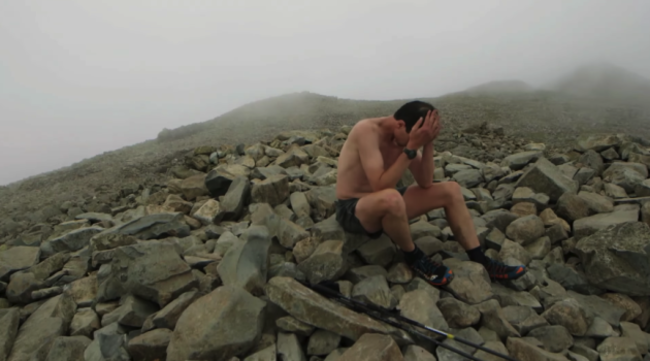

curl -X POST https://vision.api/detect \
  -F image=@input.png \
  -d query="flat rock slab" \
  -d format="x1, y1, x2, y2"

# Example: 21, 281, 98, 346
99, 212, 191, 240
264, 276, 409, 344
48, 226, 104, 253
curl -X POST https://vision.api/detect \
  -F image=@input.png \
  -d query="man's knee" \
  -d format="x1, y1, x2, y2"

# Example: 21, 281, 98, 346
441, 181, 464, 204
377, 189, 406, 215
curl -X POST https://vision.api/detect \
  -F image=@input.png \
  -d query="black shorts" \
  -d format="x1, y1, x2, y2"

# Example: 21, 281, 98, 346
335, 186, 408, 239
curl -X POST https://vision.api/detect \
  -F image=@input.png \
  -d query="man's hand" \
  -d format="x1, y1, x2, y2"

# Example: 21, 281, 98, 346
407, 109, 441, 149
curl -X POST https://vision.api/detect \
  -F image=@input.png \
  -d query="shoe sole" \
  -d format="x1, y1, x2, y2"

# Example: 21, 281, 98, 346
490, 267, 527, 281
414, 269, 455, 287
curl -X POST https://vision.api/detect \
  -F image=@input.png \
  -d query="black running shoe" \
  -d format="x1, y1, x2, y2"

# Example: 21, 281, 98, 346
484, 258, 527, 280
410, 256, 454, 286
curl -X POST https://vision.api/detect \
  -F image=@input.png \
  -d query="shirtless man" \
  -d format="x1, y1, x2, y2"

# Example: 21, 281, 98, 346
335, 100, 526, 287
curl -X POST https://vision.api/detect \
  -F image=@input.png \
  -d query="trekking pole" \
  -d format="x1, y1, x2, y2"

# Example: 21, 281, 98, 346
306, 281, 520, 361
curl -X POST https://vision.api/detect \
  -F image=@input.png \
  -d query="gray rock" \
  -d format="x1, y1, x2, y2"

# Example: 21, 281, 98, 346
166, 285, 267, 361
251, 174, 291, 207
101, 294, 158, 328
605, 182, 629, 198
387, 263, 413, 284
277, 332, 306, 361
481, 209, 518, 233
0, 246, 40, 282
205, 164, 251, 197
48, 226, 104, 253
193, 199, 223, 225
437, 297, 481, 329
596, 337, 642, 361
506, 337, 570, 361
505, 214, 546, 246
298, 240, 347, 285
178, 174, 210, 201
97, 240, 197, 307
217, 225, 272, 295
442, 259, 494, 304
403, 345, 437, 361
603, 162, 648, 194
336, 333, 405, 361
43, 335, 92, 361
436, 327, 485, 361
528, 325, 574, 353
69, 307, 100, 338
264, 277, 407, 343
345, 265, 388, 284
7, 293, 77, 361
635, 179, 650, 197
502, 151, 543, 170
355, 234, 396, 267
221, 176, 252, 221
308, 329, 341, 356
502, 305, 549, 335
620, 321, 649, 355
573, 205, 639, 240
452, 169, 484, 188
277, 218, 309, 249
514, 157, 578, 202
127, 328, 172, 361
547, 263, 602, 295
574, 221, 650, 295
541, 298, 592, 336
0, 308, 20, 361
351, 275, 393, 309
276, 316, 315, 337
575, 134, 621, 152
473, 341, 511, 361
398, 289, 449, 332
478, 301, 521, 339
98, 212, 190, 240
290, 192, 311, 219
525, 236, 552, 260
578, 191, 615, 213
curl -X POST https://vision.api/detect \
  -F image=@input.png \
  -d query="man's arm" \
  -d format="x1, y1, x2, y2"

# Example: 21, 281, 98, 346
358, 132, 413, 192
409, 142, 435, 188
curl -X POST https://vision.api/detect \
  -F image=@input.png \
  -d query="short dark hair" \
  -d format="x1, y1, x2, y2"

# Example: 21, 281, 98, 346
394, 100, 436, 132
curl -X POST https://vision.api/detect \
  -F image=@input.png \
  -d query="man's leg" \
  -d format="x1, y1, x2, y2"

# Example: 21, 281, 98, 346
354, 188, 455, 286
401, 181, 527, 281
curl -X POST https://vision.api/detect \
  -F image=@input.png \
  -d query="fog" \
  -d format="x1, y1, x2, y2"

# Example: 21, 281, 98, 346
1, 0, 649, 186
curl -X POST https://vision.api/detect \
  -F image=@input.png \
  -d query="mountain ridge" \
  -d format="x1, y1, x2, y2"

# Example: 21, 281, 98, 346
1, 63, 650, 219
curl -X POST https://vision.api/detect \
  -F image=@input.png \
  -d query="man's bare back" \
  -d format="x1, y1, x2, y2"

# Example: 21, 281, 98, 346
336, 117, 404, 200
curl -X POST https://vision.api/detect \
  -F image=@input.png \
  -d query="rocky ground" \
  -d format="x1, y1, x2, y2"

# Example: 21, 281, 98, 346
1, 124, 650, 361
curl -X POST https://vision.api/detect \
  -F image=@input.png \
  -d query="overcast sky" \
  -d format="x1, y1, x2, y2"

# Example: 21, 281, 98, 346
1, 0, 649, 185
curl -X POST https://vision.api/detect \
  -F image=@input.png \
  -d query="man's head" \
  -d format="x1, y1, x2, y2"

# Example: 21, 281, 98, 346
390, 100, 436, 146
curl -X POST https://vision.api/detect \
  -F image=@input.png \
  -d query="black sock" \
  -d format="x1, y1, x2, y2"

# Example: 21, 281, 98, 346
403, 245, 426, 265
466, 246, 489, 266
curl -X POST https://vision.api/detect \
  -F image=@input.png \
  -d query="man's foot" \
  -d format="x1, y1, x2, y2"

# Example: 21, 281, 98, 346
410, 256, 454, 287
484, 258, 527, 280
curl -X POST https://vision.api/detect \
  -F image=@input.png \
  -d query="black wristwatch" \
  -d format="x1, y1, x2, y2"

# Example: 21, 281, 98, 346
403, 148, 417, 159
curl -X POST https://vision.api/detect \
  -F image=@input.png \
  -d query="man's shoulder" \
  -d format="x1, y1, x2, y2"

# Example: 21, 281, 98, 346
349, 118, 378, 136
